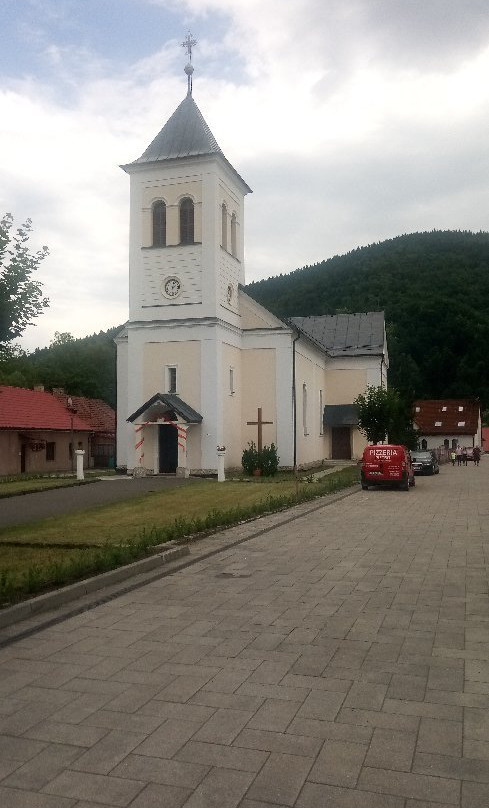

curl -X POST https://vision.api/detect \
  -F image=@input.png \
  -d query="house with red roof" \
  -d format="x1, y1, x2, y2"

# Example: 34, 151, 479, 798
413, 399, 482, 452
482, 426, 489, 454
0, 385, 115, 476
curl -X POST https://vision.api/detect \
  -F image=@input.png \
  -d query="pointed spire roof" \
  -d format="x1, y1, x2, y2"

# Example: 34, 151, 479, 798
123, 93, 252, 192
132, 94, 223, 164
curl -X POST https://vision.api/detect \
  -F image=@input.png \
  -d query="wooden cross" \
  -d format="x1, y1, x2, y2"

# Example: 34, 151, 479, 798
246, 407, 273, 452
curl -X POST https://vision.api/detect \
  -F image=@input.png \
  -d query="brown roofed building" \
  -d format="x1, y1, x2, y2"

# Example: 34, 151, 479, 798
0, 386, 115, 476
413, 399, 482, 452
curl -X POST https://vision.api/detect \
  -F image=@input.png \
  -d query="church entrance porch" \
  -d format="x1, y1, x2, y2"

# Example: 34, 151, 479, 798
158, 424, 178, 473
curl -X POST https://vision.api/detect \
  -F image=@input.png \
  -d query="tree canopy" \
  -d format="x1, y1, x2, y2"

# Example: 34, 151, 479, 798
246, 230, 489, 408
0, 213, 49, 356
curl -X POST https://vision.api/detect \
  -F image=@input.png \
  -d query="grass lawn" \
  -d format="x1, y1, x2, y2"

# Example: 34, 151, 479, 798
0, 467, 359, 606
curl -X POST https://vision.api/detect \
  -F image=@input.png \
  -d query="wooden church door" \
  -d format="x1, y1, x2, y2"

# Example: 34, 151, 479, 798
158, 425, 178, 473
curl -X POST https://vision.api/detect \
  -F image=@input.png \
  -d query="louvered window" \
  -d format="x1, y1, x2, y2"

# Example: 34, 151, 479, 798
152, 201, 166, 247
180, 197, 194, 244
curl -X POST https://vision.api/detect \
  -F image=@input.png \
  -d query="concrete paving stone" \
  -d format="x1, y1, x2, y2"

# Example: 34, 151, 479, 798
0, 734, 47, 762
464, 739, 489, 761
413, 750, 489, 783
150, 675, 212, 704
102, 684, 164, 713
232, 727, 321, 757
427, 665, 464, 692
24, 721, 109, 748
0, 758, 22, 779
175, 740, 267, 772
192, 708, 254, 745
53, 678, 128, 697
0, 702, 61, 736
245, 697, 302, 733
199, 668, 253, 695
342, 681, 388, 710
0, 786, 75, 807
364, 726, 417, 771
42, 769, 145, 806
128, 782, 192, 808
464, 707, 489, 741
297, 781, 405, 807
138, 700, 216, 725
48, 693, 119, 725
247, 660, 295, 685
280, 673, 352, 693
2, 744, 82, 791
178, 766, 254, 808
462, 780, 489, 807
358, 765, 460, 804
465, 659, 489, 683
111, 753, 209, 788
295, 688, 346, 722
236, 681, 310, 702
240, 801, 290, 808
81, 708, 165, 735
337, 706, 420, 733
287, 716, 372, 745
425, 688, 489, 708
130, 718, 204, 759
417, 716, 463, 757
69, 729, 147, 775
188, 690, 264, 712
245, 752, 313, 806
308, 739, 367, 787
382, 697, 463, 721
386, 673, 427, 701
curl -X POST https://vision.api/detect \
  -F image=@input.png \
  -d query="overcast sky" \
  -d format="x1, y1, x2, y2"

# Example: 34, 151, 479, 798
2, 0, 489, 352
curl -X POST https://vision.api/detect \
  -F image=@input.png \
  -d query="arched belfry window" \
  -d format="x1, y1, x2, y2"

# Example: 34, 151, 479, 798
231, 213, 237, 257
152, 201, 166, 247
221, 203, 227, 250
180, 197, 194, 245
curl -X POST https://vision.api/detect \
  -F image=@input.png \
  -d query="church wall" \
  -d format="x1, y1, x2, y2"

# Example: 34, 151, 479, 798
241, 348, 277, 450
295, 345, 328, 467
116, 336, 129, 468
221, 342, 243, 468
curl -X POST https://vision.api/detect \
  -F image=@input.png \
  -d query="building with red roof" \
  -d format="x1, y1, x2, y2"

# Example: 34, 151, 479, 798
0, 385, 115, 475
413, 399, 482, 452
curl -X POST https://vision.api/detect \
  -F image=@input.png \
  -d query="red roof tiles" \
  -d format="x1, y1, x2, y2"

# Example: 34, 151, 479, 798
0, 386, 113, 433
413, 399, 480, 435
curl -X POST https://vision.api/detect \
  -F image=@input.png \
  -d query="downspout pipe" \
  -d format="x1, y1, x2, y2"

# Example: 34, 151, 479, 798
292, 329, 300, 473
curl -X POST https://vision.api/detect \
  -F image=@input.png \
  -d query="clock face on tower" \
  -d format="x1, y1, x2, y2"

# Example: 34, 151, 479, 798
162, 276, 182, 299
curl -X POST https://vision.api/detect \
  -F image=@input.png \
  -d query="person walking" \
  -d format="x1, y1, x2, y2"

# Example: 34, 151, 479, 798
462, 447, 468, 466
450, 450, 456, 466
473, 446, 481, 466
456, 446, 463, 466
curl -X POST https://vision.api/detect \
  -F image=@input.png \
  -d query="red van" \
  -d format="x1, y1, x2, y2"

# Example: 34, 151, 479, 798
361, 444, 415, 491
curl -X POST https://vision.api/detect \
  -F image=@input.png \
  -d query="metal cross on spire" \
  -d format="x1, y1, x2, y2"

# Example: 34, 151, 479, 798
181, 32, 197, 95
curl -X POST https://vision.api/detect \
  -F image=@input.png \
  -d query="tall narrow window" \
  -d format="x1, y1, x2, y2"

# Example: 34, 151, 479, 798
180, 197, 194, 244
302, 384, 308, 436
152, 201, 166, 247
229, 367, 235, 395
231, 213, 237, 257
221, 203, 227, 250
166, 366, 177, 394
319, 389, 324, 435
46, 442, 56, 462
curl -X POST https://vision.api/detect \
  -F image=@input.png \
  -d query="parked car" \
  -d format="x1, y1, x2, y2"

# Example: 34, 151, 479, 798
411, 450, 440, 475
361, 444, 415, 491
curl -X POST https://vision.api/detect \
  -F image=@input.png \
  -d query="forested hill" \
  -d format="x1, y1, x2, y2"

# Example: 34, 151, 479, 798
245, 230, 489, 407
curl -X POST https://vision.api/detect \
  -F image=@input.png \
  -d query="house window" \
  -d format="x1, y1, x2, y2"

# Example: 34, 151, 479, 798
229, 367, 235, 395
415, 406, 420, 413
231, 213, 237, 257
319, 389, 324, 435
444, 439, 450, 449
421, 439, 427, 450
458, 421, 465, 427
435, 421, 442, 426
180, 197, 194, 244
303, 384, 308, 436
166, 366, 177, 394
458, 406, 464, 412
452, 439, 458, 449
46, 442, 56, 462
221, 203, 227, 250
442, 406, 447, 412
152, 201, 166, 247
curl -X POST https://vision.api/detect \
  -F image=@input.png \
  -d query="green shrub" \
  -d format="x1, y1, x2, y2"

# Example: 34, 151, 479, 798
241, 441, 280, 476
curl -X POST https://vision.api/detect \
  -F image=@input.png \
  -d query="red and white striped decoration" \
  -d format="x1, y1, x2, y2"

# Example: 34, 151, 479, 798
135, 420, 187, 466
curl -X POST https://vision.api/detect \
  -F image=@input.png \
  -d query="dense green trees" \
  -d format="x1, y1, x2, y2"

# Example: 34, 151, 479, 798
246, 230, 489, 408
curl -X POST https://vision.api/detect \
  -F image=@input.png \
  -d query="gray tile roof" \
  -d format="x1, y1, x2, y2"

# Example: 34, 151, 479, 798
127, 393, 202, 424
289, 312, 385, 356
132, 94, 223, 163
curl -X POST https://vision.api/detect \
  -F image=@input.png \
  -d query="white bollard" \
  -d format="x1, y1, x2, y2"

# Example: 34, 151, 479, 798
217, 447, 226, 482
75, 449, 85, 480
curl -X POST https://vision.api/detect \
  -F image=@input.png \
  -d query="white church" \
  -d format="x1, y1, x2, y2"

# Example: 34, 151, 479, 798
116, 43, 388, 476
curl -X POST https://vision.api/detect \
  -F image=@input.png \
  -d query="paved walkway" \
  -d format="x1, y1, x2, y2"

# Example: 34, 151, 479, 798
0, 459, 488, 807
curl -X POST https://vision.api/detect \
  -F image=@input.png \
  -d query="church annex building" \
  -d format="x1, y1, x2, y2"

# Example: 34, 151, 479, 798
116, 58, 388, 476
